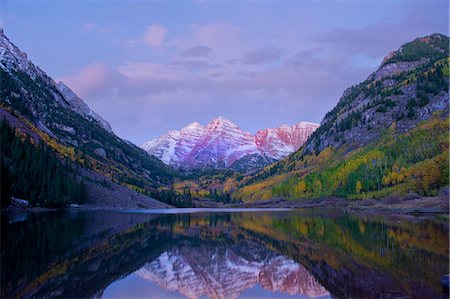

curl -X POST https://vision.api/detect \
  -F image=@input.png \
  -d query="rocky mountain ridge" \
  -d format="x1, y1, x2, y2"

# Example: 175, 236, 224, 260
142, 117, 318, 171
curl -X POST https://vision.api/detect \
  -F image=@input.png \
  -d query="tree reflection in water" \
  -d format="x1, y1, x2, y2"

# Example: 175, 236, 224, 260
1, 209, 448, 298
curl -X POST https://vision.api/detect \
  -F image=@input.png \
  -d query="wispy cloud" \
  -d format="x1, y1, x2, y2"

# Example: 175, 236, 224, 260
174, 23, 246, 60
142, 24, 167, 48
182, 45, 212, 57
172, 59, 221, 71
58, 62, 123, 99
242, 47, 285, 65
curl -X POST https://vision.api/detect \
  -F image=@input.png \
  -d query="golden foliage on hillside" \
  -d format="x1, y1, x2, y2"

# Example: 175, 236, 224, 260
234, 116, 449, 201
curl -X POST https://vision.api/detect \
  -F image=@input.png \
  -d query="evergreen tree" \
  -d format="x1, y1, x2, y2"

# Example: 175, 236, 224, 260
0, 119, 86, 208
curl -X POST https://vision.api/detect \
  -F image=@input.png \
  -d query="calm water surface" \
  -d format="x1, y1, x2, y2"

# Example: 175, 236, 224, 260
1, 209, 448, 298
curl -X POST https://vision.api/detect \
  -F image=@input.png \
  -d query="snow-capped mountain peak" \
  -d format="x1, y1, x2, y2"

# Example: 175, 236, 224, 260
141, 121, 206, 166
209, 116, 238, 127
183, 121, 203, 130
141, 117, 318, 170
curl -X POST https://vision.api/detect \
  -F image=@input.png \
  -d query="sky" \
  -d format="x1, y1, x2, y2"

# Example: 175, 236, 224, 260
0, 0, 448, 145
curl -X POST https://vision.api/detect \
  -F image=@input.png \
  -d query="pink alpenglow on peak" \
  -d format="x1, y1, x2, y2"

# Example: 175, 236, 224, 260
255, 121, 319, 160
141, 117, 319, 170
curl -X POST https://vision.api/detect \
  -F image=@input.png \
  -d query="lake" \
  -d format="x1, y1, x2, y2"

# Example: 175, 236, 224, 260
1, 209, 448, 298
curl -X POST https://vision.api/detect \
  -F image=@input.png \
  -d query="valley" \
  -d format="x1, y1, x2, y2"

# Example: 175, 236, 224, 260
1, 2, 449, 299
0, 29, 448, 212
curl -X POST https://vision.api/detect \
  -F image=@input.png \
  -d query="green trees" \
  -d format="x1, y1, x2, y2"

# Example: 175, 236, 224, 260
150, 188, 193, 208
416, 64, 449, 102
382, 34, 448, 65
0, 119, 86, 208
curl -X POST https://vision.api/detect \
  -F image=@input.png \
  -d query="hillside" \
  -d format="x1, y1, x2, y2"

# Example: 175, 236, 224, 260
233, 34, 449, 202
0, 29, 176, 208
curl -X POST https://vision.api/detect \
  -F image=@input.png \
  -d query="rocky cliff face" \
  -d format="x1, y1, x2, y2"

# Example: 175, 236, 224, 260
137, 244, 329, 299
255, 122, 318, 160
141, 117, 318, 171
56, 81, 113, 133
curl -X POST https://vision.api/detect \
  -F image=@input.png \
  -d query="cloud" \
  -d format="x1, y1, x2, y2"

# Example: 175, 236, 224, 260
311, 2, 448, 59
58, 62, 123, 99
191, 23, 241, 47
242, 47, 285, 64
172, 59, 221, 71
10, 0, 449, 145
60, 21, 379, 143
117, 62, 180, 79
80, 22, 118, 34
173, 23, 246, 59
142, 24, 167, 48
311, 23, 412, 58
182, 45, 212, 57
59, 46, 373, 143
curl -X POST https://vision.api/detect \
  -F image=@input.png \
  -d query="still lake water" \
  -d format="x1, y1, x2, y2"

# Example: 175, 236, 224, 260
1, 208, 448, 298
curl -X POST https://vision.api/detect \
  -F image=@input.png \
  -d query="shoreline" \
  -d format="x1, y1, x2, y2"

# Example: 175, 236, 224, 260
4, 193, 449, 220
193, 193, 450, 220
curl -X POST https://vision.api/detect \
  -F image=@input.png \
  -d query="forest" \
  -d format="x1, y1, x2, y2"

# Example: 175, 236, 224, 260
0, 119, 86, 208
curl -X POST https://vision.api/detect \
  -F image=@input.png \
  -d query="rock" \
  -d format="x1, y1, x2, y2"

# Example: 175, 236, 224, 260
93, 148, 107, 159
374, 60, 427, 81
56, 81, 113, 133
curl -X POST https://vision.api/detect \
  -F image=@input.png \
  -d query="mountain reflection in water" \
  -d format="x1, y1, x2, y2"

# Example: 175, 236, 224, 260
134, 244, 328, 299
1, 209, 448, 298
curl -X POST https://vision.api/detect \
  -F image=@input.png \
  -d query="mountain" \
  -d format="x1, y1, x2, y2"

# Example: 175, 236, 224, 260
0, 29, 112, 134
304, 33, 449, 154
234, 34, 449, 201
141, 116, 318, 171
0, 28, 175, 208
142, 121, 206, 166
255, 122, 319, 159
56, 81, 113, 133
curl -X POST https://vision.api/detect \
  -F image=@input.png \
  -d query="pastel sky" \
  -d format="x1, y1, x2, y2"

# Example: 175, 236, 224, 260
0, 1, 448, 144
